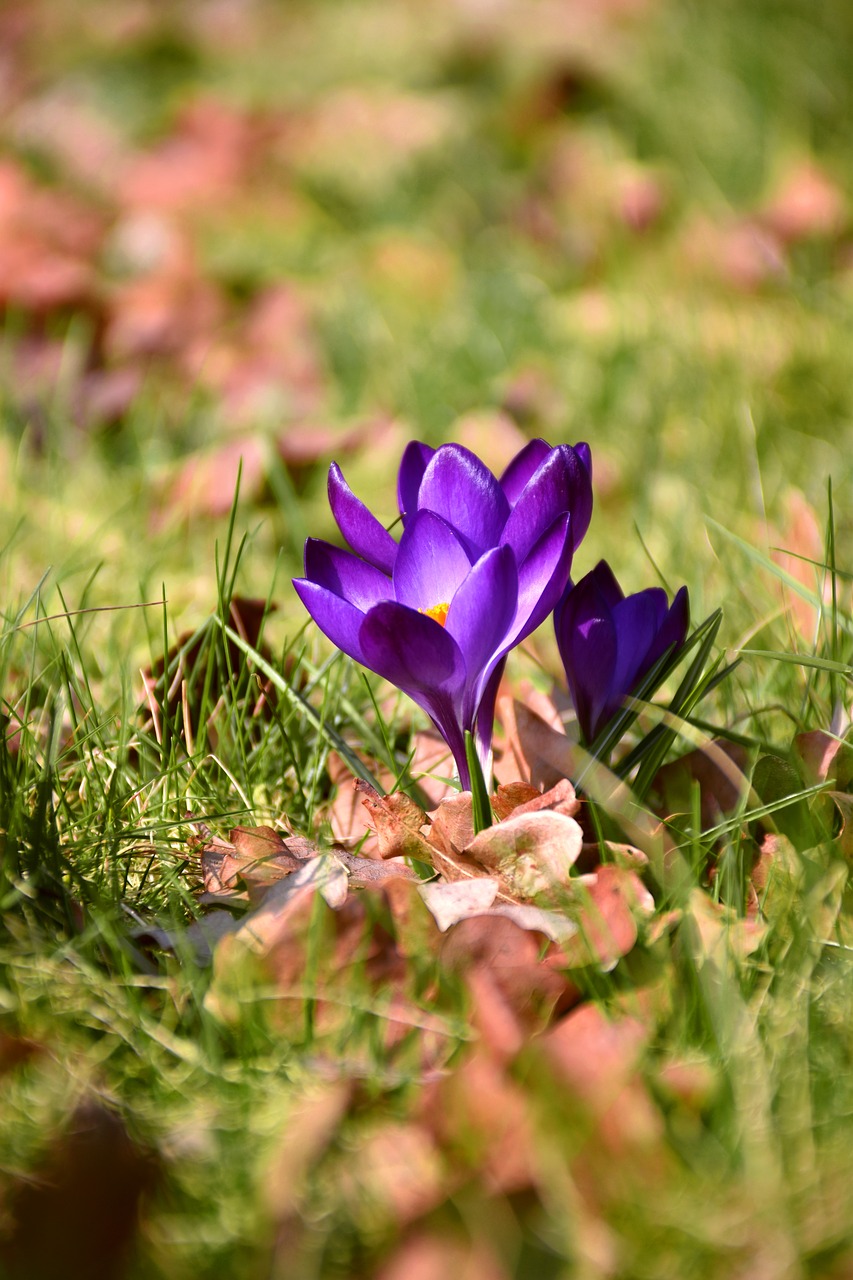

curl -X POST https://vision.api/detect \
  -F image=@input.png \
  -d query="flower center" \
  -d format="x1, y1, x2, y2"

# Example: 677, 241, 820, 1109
420, 601, 450, 627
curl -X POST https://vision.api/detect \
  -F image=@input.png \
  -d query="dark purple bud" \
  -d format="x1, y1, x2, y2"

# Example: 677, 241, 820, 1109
555, 560, 689, 744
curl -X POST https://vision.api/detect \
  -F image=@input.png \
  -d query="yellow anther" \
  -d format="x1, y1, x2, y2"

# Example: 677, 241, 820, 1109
420, 601, 450, 627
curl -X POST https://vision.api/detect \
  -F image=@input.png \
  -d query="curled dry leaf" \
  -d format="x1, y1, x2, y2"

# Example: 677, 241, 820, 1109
651, 739, 749, 829
418, 879, 579, 945
494, 694, 576, 790
681, 887, 767, 967
466, 809, 583, 897
795, 729, 853, 790
554, 866, 654, 971
354, 782, 432, 861
827, 791, 853, 857
198, 817, 316, 894
539, 1002, 663, 1157
491, 781, 541, 820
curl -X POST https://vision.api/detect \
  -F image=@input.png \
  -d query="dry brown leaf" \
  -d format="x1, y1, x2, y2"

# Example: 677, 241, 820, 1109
334, 849, 419, 888
140, 596, 276, 745
344, 1122, 445, 1224
540, 1002, 662, 1157
542, 1001, 648, 1109
681, 887, 767, 965
827, 792, 853, 857
466, 809, 583, 897
491, 781, 541, 820
511, 776, 580, 817
119, 97, 262, 214
578, 841, 648, 872
355, 782, 432, 861
418, 878, 500, 930
264, 1081, 352, 1224
554, 866, 653, 971
494, 694, 576, 789
233, 856, 350, 953
652, 739, 749, 828
160, 435, 268, 524
429, 1047, 539, 1195
795, 729, 853, 789
439, 915, 573, 1030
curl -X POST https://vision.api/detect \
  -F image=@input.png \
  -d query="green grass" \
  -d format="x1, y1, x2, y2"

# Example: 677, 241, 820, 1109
0, 0, 852, 1275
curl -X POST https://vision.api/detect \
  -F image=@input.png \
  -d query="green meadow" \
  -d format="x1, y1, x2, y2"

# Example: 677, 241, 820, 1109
0, 0, 852, 1276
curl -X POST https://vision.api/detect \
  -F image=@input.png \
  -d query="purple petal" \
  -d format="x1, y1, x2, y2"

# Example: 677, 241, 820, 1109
360, 601, 466, 704
584, 561, 625, 611
360, 601, 468, 779
293, 578, 369, 666
575, 441, 592, 479
611, 590, 668, 702
473, 658, 506, 780
509, 512, 574, 647
416, 444, 510, 559
555, 570, 619, 742
328, 463, 398, 574
304, 539, 392, 612
397, 441, 435, 525
650, 586, 690, 666
560, 443, 594, 550
444, 545, 518, 721
392, 509, 473, 612
499, 439, 553, 506
500, 444, 594, 561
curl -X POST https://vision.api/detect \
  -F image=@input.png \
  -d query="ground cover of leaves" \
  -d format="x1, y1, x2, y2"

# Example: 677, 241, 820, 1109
1, 0, 853, 1277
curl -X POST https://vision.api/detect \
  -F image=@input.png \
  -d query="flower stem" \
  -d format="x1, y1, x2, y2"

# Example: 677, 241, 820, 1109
464, 730, 493, 833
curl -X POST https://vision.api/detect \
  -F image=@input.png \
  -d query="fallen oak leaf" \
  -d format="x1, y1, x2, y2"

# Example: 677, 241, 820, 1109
491, 781, 541, 820
354, 781, 432, 861
334, 849, 419, 887
418, 878, 500, 930
235, 854, 350, 952
551, 866, 654, 972
795, 729, 853, 789
418, 878, 579, 945
495, 693, 577, 789
502, 776, 580, 819
466, 809, 583, 898
197, 823, 314, 895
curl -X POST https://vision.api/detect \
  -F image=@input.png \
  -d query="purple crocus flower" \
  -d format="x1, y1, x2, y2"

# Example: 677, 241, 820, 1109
555, 560, 689, 745
294, 438, 592, 787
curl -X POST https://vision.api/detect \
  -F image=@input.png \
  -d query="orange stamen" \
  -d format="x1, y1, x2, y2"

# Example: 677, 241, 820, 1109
420, 601, 450, 627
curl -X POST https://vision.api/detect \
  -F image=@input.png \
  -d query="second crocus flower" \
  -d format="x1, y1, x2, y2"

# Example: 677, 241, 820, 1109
555, 560, 689, 745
